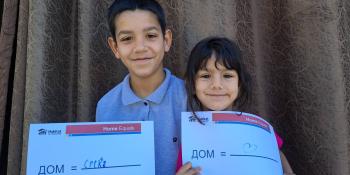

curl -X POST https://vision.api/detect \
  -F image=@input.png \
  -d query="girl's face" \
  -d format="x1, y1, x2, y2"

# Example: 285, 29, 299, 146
195, 55, 239, 111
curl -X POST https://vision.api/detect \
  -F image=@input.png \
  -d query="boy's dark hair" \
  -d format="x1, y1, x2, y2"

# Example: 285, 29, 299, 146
185, 37, 252, 117
108, 0, 166, 39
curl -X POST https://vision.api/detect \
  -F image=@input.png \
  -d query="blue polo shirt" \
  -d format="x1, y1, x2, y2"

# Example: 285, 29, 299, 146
96, 69, 186, 175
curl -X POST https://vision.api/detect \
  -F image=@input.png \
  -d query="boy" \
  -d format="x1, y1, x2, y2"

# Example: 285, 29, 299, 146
96, 0, 186, 175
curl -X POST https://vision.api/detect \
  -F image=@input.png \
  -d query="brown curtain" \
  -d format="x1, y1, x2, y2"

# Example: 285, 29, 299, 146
0, 0, 349, 174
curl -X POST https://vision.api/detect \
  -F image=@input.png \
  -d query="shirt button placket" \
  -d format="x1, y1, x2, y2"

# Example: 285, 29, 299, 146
143, 100, 151, 120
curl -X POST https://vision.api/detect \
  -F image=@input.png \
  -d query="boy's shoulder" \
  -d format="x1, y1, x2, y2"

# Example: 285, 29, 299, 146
167, 72, 187, 107
166, 70, 186, 93
95, 78, 125, 122
169, 72, 184, 86
97, 80, 123, 105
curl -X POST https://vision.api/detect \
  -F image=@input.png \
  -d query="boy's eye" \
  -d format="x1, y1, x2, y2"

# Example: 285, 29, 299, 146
120, 36, 132, 42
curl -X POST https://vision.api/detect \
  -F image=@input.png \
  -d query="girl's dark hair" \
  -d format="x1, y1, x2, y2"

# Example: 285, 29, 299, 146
185, 37, 252, 122
108, 0, 166, 39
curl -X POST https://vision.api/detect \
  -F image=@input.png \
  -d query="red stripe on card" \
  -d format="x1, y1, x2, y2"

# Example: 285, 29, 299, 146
212, 113, 270, 131
66, 123, 141, 134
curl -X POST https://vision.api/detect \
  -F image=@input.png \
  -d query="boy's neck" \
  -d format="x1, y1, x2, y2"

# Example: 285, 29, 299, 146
129, 68, 166, 99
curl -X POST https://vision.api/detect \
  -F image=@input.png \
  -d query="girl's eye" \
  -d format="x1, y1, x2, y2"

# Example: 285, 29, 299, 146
223, 74, 234, 78
199, 74, 210, 79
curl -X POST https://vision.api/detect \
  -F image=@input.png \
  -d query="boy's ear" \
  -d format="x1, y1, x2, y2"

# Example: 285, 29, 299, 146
107, 37, 121, 59
163, 29, 172, 52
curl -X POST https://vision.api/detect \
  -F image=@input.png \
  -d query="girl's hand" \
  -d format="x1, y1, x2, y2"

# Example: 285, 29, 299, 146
280, 151, 295, 174
176, 162, 201, 175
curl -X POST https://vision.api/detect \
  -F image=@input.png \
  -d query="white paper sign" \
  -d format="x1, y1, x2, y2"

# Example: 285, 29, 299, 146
26, 121, 155, 175
181, 111, 283, 175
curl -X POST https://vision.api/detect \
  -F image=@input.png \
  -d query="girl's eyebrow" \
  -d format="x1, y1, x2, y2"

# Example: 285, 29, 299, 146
198, 67, 208, 71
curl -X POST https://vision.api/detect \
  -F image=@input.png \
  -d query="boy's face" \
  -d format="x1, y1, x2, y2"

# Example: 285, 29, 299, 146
108, 10, 172, 80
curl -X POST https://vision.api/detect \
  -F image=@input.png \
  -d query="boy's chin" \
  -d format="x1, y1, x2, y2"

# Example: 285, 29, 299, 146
129, 67, 164, 79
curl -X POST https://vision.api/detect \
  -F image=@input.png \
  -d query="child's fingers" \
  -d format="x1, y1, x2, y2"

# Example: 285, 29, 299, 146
176, 162, 202, 175
186, 167, 202, 175
176, 162, 193, 174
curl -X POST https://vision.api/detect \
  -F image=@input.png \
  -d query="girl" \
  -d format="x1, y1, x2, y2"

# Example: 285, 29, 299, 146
176, 37, 294, 175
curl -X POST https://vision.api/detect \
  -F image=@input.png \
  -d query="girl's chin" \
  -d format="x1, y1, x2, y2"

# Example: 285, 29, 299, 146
204, 106, 233, 111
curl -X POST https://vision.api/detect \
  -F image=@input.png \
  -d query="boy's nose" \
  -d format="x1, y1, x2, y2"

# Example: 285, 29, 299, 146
134, 38, 147, 52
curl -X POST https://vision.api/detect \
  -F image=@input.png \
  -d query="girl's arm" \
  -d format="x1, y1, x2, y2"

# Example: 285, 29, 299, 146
280, 151, 295, 175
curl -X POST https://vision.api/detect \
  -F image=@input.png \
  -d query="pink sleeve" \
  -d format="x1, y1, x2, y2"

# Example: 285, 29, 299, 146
274, 131, 283, 149
175, 147, 182, 172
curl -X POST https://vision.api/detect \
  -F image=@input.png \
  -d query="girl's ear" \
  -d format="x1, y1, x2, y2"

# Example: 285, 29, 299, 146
163, 29, 172, 52
108, 37, 121, 59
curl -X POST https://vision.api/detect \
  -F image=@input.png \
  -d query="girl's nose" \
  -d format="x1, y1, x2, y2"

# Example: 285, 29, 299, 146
210, 76, 223, 89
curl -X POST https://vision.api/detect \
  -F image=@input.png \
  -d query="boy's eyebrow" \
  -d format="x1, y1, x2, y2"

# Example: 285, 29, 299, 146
116, 26, 161, 37
143, 26, 160, 32
117, 30, 132, 37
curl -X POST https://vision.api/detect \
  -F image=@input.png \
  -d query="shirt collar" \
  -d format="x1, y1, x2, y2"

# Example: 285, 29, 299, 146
121, 68, 172, 105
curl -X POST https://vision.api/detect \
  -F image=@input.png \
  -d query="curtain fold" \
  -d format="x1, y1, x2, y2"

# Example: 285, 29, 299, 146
0, 0, 19, 174
0, 0, 349, 174
4, 0, 28, 174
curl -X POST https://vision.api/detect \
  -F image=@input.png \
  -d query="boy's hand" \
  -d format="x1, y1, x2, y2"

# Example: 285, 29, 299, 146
176, 162, 201, 175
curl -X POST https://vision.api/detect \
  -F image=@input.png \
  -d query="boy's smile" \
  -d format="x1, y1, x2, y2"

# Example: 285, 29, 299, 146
108, 9, 172, 83
195, 55, 239, 111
